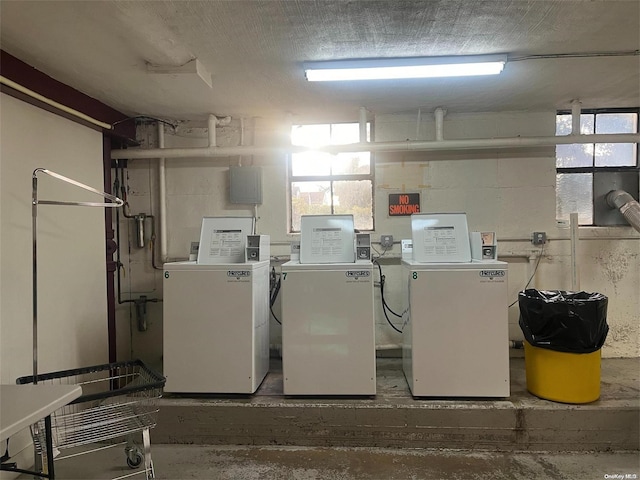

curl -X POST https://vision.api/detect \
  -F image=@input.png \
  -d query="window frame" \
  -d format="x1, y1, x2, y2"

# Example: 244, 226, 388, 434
287, 122, 375, 233
556, 107, 639, 226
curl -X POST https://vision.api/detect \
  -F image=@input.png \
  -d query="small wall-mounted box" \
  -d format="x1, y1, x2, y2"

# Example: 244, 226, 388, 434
356, 233, 371, 260
470, 231, 497, 260
246, 235, 270, 262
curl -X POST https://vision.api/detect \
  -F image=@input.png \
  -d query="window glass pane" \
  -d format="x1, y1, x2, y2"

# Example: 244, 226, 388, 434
556, 144, 594, 168
333, 180, 373, 230
555, 114, 594, 135
556, 173, 593, 224
291, 124, 330, 147
291, 151, 332, 176
556, 114, 571, 136
594, 143, 637, 167
290, 181, 331, 231
332, 152, 371, 175
596, 113, 637, 134
556, 114, 595, 168
594, 113, 638, 166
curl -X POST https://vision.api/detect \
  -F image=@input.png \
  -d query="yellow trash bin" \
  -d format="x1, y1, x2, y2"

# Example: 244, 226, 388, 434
518, 290, 608, 405
524, 341, 601, 404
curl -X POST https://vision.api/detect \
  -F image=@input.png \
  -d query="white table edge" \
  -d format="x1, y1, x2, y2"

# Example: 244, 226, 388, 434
1, 384, 83, 441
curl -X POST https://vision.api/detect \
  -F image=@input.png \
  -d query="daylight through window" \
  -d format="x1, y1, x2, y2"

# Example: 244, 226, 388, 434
556, 109, 639, 225
288, 123, 374, 232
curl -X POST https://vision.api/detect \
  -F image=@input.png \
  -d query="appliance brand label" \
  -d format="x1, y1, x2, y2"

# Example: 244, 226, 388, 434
345, 270, 370, 279
227, 270, 251, 278
479, 270, 505, 278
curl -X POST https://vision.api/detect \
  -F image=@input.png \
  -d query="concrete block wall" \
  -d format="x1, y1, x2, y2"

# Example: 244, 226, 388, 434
115, 111, 639, 366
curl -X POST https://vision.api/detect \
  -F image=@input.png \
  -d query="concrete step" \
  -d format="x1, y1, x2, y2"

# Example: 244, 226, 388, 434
153, 357, 639, 452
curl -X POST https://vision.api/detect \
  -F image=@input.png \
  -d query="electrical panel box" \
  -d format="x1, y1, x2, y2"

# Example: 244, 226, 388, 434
411, 213, 471, 263
229, 166, 262, 204
246, 234, 270, 262
470, 231, 497, 260
197, 217, 255, 264
299, 214, 355, 264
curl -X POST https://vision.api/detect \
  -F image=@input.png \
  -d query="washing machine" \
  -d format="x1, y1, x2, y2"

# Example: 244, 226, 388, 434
402, 259, 510, 397
163, 259, 270, 394
281, 260, 376, 395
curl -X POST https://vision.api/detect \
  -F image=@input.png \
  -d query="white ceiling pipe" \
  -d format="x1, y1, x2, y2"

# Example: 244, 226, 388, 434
111, 133, 640, 160
434, 107, 446, 141
0, 76, 113, 130
571, 99, 582, 135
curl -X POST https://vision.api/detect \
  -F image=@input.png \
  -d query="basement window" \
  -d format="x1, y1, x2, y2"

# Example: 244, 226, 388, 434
556, 109, 639, 226
288, 123, 374, 233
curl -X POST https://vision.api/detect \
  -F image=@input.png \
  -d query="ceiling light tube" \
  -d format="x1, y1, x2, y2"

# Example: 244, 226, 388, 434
304, 54, 507, 81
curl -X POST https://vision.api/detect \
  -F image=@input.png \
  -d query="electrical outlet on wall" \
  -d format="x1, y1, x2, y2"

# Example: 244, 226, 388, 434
532, 232, 547, 245
380, 235, 394, 248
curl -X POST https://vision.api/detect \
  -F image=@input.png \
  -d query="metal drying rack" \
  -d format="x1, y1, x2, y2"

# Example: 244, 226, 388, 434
31, 168, 123, 383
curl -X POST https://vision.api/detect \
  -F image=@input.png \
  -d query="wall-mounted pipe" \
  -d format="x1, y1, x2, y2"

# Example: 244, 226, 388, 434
111, 132, 640, 160
570, 213, 580, 291
0, 76, 113, 130
158, 123, 168, 263
208, 114, 217, 147
606, 190, 640, 233
434, 107, 446, 141
571, 99, 582, 135
359, 107, 368, 143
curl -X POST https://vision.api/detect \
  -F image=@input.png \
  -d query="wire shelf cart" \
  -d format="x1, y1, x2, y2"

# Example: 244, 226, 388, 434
17, 360, 165, 479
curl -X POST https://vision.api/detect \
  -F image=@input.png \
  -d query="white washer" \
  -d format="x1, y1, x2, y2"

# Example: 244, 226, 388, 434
281, 260, 376, 395
402, 259, 510, 397
163, 260, 270, 393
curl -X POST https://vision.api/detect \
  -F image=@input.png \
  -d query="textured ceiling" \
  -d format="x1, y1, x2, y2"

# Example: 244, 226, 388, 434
1, 1, 639, 125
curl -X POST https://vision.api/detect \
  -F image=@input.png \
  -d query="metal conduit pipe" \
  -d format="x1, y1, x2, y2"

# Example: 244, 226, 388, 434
111, 133, 640, 160
606, 190, 640, 233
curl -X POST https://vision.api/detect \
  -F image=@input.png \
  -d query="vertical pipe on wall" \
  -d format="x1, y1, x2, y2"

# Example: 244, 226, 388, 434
570, 212, 580, 291
208, 114, 217, 147
359, 107, 368, 143
528, 253, 538, 289
435, 107, 445, 141
571, 99, 582, 135
158, 123, 167, 262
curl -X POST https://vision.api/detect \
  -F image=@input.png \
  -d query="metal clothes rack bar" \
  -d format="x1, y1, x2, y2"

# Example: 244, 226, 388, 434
31, 167, 123, 383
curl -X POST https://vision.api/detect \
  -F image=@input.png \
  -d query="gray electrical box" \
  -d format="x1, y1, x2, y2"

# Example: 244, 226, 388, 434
229, 166, 262, 204
593, 171, 639, 226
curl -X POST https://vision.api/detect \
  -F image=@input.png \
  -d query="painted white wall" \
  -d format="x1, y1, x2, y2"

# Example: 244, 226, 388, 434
117, 111, 639, 364
1, 93, 109, 381
0, 93, 110, 470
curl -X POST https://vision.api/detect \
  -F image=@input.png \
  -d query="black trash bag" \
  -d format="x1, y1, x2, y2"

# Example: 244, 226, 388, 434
518, 289, 609, 354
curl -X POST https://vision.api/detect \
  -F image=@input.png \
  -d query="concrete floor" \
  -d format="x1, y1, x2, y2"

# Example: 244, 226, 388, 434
20, 444, 639, 480
11, 355, 640, 479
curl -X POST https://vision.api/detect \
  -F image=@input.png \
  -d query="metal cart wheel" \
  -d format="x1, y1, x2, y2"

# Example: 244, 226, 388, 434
125, 446, 143, 469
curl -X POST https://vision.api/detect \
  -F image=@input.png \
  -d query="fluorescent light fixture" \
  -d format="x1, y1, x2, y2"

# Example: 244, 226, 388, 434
304, 54, 507, 81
